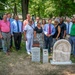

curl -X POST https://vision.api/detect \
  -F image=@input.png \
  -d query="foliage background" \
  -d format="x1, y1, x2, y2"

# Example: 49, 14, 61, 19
0, 0, 75, 18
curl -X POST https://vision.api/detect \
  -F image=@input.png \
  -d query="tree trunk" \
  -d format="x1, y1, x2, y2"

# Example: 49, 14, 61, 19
13, 3, 17, 18
21, 0, 29, 20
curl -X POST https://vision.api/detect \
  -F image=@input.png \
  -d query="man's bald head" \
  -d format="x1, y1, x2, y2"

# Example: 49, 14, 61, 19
3, 14, 7, 21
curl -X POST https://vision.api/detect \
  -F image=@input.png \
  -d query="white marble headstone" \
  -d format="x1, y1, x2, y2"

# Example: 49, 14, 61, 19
32, 47, 40, 62
50, 39, 72, 65
43, 49, 48, 63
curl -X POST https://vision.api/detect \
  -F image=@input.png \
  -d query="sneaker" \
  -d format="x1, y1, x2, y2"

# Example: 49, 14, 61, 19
27, 52, 30, 55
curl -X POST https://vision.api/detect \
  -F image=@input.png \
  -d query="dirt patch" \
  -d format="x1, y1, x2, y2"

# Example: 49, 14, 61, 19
0, 50, 75, 75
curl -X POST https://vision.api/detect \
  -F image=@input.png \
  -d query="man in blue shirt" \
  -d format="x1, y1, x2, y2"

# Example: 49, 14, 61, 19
7, 13, 14, 48
65, 17, 73, 40
11, 15, 23, 50
43, 19, 55, 53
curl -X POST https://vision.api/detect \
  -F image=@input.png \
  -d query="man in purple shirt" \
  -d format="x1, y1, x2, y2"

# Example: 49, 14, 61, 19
43, 19, 55, 53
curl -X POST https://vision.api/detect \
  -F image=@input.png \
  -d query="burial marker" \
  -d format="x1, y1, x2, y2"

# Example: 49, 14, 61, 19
43, 49, 48, 63
32, 47, 40, 62
50, 39, 72, 65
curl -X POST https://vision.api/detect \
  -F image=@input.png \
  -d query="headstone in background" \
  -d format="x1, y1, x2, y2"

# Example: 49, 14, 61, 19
32, 47, 40, 62
50, 39, 72, 65
43, 49, 48, 63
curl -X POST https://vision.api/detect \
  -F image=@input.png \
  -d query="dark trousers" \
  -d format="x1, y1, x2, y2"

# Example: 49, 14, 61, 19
0, 39, 2, 49
69, 36, 75, 55
10, 36, 13, 48
13, 32, 22, 50
44, 35, 53, 53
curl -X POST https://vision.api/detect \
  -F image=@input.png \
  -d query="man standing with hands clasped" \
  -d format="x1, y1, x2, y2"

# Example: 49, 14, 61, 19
11, 15, 23, 51
43, 19, 55, 53
0, 14, 10, 55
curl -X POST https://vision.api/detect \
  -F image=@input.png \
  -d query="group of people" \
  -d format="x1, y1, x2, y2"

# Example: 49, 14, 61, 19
0, 13, 75, 57
0, 13, 22, 55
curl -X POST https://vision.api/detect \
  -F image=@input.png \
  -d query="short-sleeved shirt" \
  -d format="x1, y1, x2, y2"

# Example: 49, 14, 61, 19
0, 20, 10, 32
34, 27, 43, 33
24, 24, 33, 38
70, 24, 75, 36
59, 22, 66, 39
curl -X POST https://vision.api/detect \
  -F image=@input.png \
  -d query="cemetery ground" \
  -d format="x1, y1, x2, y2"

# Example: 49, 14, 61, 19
0, 42, 75, 75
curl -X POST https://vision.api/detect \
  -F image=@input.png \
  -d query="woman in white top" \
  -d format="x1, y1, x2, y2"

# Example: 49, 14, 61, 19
24, 20, 34, 55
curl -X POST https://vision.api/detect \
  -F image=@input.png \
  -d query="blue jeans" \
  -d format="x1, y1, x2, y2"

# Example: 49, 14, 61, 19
69, 36, 75, 55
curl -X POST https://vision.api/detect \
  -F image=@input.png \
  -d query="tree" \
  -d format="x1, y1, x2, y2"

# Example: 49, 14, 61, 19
3, 0, 75, 19
5, 0, 21, 18
0, 0, 7, 11
29, 0, 55, 18
21, 0, 29, 20
29, 0, 75, 18
50, 0, 75, 17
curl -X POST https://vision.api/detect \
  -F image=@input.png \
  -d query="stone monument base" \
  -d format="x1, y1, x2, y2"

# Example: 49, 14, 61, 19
50, 60, 72, 65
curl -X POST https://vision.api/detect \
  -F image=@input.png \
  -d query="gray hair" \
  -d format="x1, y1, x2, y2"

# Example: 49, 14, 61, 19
66, 17, 71, 21
54, 18, 60, 23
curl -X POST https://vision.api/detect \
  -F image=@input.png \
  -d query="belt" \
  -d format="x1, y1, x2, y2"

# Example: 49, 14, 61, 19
13, 32, 21, 34
2, 32, 10, 33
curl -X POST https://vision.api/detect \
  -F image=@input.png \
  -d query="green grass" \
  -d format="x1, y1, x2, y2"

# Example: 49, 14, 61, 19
71, 55, 75, 63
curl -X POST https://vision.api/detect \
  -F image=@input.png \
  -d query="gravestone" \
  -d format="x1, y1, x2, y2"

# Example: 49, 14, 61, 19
32, 47, 40, 62
50, 39, 72, 65
43, 49, 48, 63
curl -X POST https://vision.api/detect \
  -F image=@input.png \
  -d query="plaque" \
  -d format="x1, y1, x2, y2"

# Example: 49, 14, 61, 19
43, 49, 48, 63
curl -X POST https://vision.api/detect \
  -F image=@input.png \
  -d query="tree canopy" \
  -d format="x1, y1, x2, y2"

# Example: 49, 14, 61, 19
29, 0, 75, 18
0, 0, 75, 19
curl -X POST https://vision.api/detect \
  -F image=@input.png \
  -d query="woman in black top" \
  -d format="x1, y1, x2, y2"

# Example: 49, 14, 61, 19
53, 19, 61, 46
34, 22, 43, 48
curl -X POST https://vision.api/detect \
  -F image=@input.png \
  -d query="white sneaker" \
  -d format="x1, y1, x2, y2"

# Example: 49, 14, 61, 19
27, 52, 30, 55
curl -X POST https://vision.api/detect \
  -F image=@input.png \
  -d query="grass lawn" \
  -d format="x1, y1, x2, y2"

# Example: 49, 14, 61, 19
0, 41, 75, 75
